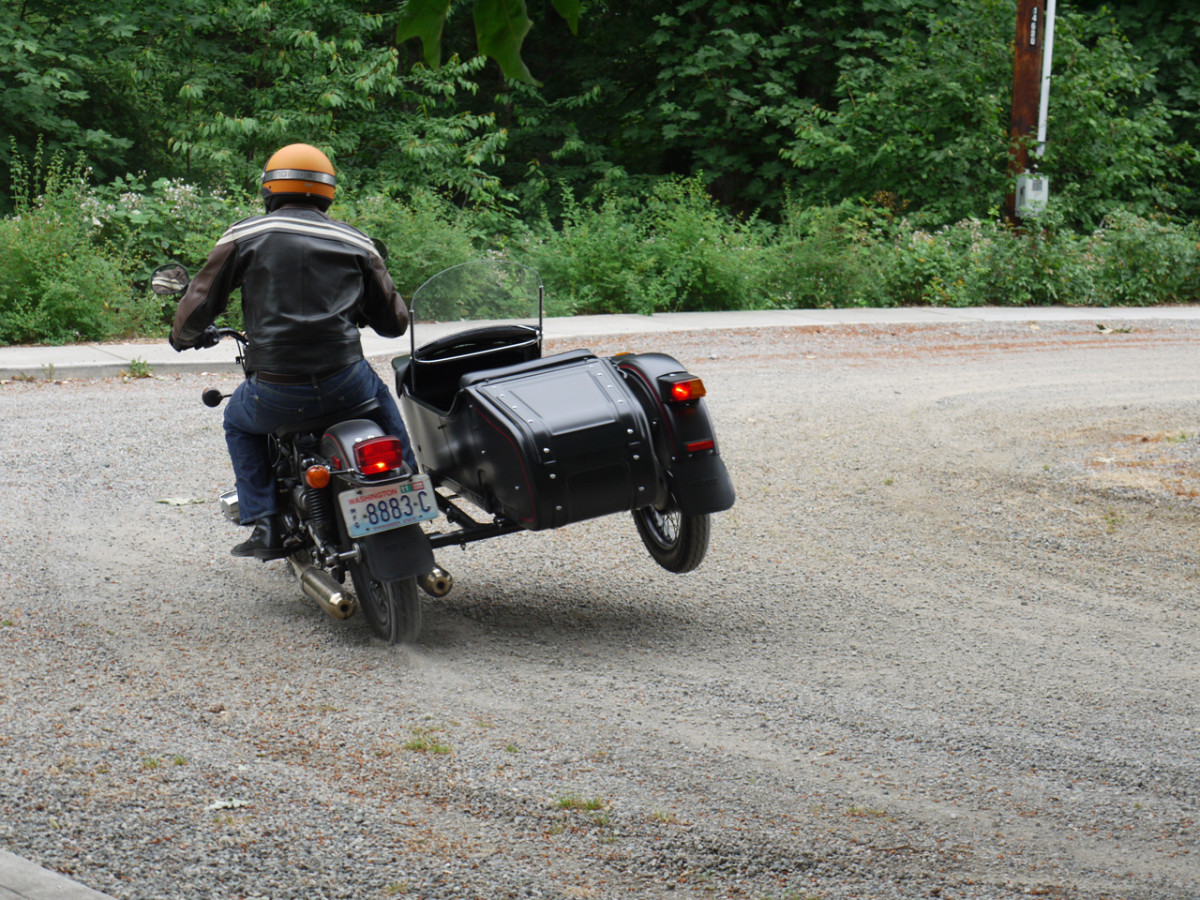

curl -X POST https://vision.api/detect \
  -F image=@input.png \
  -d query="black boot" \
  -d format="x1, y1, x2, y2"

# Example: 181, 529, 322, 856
231, 516, 288, 560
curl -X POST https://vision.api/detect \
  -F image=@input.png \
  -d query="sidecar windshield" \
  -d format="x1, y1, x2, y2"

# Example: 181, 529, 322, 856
409, 260, 542, 337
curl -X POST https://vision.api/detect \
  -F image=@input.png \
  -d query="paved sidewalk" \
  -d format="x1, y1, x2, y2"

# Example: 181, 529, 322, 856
2, 301, 1197, 899
3, 305, 1199, 380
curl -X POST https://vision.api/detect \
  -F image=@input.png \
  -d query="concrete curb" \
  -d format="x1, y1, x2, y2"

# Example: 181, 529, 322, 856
3, 305, 1199, 381
0, 849, 117, 900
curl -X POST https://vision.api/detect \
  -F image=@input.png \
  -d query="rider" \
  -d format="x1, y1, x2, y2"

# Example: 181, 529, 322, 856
169, 143, 416, 560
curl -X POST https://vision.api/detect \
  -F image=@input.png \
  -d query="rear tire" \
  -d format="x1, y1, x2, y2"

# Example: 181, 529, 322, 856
350, 564, 422, 644
633, 501, 710, 573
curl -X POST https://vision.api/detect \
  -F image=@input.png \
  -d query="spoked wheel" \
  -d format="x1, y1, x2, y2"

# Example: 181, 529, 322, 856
633, 500, 710, 573
349, 564, 422, 644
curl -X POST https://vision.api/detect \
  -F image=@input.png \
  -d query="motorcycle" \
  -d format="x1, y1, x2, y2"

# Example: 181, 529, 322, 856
151, 258, 734, 645
152, 262, 440, 645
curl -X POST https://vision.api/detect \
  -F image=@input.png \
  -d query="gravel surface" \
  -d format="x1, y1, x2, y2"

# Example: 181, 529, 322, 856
1, 320, 1198, 900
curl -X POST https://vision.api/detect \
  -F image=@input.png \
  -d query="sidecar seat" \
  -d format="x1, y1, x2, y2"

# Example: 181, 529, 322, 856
401, 324, 540, 410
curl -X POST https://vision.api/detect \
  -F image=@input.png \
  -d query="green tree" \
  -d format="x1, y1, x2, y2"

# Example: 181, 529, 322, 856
0, 1, 150, 199
396, 0, 580, 83
775, 0, 1193, 227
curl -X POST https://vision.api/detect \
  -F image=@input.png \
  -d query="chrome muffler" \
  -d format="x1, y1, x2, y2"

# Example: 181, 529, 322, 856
292, 560, 357, 619
218, 489, 240, 524
418, 565, 454, 598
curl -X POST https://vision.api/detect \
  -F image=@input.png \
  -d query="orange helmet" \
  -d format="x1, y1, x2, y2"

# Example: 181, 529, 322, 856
260, 143, 336, 203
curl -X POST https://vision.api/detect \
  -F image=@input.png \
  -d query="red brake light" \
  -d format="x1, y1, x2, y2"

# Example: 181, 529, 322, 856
664, 375, 706, 403
354, 436, 405, 476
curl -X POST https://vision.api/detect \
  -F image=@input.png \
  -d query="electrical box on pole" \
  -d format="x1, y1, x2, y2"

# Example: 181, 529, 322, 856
1007, 0, 1056, 223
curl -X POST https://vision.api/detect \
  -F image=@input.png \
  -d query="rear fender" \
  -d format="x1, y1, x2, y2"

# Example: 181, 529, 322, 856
616, 353, 735, 514
320, 418, 385, 472
323, 420, 434, 581
359, 524, 435, 582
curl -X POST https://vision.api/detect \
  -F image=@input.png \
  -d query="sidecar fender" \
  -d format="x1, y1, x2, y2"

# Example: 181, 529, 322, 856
616, 353, 736, 515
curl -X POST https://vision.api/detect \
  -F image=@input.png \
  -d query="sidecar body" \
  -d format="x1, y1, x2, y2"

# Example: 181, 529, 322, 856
396, 334, 662, 530
392, 261, 734, 558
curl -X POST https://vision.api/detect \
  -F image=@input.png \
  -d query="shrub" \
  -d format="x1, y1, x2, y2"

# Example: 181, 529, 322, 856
762, 200, 891, 308
0, 145, 154, 345
83, 175, 258, 329
1088, 211, 1200, 306
522, 177, 769, 315
339, 190, 484, 298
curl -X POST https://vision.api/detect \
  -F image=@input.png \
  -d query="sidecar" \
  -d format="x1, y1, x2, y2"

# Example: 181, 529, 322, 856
392, 261, 734, 573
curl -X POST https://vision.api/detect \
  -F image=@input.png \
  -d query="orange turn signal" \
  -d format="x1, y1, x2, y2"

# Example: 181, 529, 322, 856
305, 465, 331, 489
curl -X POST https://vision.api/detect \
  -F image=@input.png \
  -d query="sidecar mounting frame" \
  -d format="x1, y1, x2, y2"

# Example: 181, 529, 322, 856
425, 491, 523, 549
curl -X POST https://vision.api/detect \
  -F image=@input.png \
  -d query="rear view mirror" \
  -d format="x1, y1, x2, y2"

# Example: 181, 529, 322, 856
151, 262, 190, 295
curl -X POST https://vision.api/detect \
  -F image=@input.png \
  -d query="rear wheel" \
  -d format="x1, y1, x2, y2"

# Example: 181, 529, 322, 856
350, 564, 422, 644
633, 501, 710, 573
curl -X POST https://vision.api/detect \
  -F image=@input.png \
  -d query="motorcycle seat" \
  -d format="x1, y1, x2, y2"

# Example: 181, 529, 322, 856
274, 398, 382, 440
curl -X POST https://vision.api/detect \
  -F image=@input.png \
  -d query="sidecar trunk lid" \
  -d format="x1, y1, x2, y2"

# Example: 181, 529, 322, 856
461, 357, 660, 530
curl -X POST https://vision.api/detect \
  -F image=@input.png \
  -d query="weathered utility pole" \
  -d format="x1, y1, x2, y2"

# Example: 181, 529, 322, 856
1007, 0, 1054, 223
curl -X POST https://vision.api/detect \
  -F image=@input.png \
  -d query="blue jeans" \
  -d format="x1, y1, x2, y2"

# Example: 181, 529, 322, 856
223, 358, 415, 524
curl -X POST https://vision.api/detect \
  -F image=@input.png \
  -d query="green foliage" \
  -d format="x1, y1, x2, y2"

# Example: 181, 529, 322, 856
1088, 211, 1200, 306
520, 177, 769, 315
777, 0, 1194, 228
842, 206, 1199, 309
2, 0, 1198, 341
777, 0, 1017, 224
150, 3, 513, 205
760, 200, 890, 308
339, 190, 483, 296
0, 144, 155, 345
0, 3, 142, 197
397, 0, 580, 83
1073, 1, 1200, 199
631, 0, 838, 213
86, 175, 258, 281
1037, 9, 1197, 229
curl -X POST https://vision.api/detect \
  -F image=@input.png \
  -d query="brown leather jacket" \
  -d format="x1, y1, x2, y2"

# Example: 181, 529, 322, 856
169, 204, 407, 375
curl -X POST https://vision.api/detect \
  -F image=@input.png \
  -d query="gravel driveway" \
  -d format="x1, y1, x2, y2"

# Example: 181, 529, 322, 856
1, 319, 1197, 899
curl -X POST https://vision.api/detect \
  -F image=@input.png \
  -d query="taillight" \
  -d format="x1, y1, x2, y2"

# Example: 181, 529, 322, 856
661, 375, 707, 403
354, 436, 405, 476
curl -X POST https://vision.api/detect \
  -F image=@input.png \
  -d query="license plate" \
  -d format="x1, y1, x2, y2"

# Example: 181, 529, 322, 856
338, 476, 438, 539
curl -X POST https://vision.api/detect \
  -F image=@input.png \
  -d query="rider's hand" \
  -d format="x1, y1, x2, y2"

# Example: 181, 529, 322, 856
193, 325, 221, 349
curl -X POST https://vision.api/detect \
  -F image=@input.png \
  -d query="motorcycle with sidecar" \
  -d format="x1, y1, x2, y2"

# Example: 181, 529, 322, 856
153, 258, 734, 644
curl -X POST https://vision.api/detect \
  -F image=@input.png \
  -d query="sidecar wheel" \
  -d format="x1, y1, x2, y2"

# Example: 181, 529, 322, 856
350, 565, 422, 644
633, 502, 710, 573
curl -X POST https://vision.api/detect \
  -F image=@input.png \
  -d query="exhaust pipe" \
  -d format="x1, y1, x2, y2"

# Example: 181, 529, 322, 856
294, 562, 357, 619
418, 565, 454, 598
